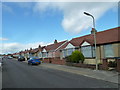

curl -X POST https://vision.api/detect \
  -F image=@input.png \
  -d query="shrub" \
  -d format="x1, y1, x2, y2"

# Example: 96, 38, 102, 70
108, 61, 117, 67
71, 50, 85, 63
65, 55, 72, 62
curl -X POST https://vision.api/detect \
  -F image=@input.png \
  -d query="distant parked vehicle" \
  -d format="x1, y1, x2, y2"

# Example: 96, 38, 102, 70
28, 57, 41, 65
18, 56, 25, 61
8, 56, 13, 59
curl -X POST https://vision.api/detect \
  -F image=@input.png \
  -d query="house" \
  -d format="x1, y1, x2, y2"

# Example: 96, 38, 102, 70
34, 45, 44, 58
23, 50, 31, 60
60, 27, 120, 64
29, 48, 38, 57
42, 40, 68, 64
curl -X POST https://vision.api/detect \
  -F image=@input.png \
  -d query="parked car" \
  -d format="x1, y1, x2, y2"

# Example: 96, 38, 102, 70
8, 56, 13, 59
18, 56, 25, 61
28, 57, 41, 65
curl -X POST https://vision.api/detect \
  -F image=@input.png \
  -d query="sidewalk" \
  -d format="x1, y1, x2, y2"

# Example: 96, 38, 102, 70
40, 63, 119, 84
23, 61, 119, 84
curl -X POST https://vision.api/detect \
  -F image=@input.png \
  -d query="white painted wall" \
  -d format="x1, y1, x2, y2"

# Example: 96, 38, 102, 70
65, 43, 75, 49
42, 48, 47, 52
81, 41, 90, 46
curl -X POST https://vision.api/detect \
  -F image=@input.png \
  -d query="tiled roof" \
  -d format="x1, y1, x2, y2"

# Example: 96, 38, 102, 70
45, 40, 67, 51
30, 47, 44, 53
59, 41, 69, 50
70, 27, 120, 46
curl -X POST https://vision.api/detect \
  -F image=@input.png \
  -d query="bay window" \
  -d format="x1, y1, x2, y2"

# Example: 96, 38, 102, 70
42, 52, 48, 58
38, 52, 42, 58
62, 48, 75, 58
81, 46, 95, 58
67, 48, 75, 56
104, 44, 114, 58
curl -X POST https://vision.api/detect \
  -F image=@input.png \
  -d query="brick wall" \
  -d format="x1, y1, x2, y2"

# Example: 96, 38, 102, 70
51, 58, 66, 65
116, 58, 120, 72
43, 58, 50, 63
43, 57, 66, 65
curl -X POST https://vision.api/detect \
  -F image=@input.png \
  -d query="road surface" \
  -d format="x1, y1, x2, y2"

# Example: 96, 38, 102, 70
2, 58, 118, 88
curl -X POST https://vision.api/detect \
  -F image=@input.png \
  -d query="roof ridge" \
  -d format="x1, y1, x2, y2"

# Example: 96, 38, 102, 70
72, 26, 119, 40
46, 40, 67, 47
55, 40, 68, 51
95, 27, 119, 34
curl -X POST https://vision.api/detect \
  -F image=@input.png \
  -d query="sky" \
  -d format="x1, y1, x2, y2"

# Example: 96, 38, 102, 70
0, 0, 119, 54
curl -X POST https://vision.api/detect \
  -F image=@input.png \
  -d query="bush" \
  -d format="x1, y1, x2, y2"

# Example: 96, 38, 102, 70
65, 50, 85, 63
65, 55, 72, 62
108, 61, 117, 67
71, 50, 84, 63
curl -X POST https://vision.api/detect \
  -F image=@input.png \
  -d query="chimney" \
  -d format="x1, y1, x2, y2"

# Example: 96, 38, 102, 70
54, 39, 58, 44
91, 28, 97, 34
30, 48, 32, 50
38, 45, 41, 48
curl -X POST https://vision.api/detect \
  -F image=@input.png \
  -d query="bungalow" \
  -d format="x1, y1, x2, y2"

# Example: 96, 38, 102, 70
23, 50, 31, 60
60, 27, 120, 64
29, 48, 38, 57
34, 45, 44, 58
42, 40, 68, 63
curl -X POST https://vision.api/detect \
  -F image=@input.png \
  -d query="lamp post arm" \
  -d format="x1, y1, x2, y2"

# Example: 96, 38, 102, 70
91, 15, 95, 29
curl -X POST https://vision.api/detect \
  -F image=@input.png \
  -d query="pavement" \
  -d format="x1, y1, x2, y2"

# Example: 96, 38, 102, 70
23, 60, 119, 84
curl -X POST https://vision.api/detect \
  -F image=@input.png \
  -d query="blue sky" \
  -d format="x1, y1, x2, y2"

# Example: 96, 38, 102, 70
1, 1, 119, 54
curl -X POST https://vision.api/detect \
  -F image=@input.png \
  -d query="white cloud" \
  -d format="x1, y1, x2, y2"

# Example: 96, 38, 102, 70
0, 42, 48, 54
0, 38, 8, 41
2, 1, 118, 34
33, 2, 118, 34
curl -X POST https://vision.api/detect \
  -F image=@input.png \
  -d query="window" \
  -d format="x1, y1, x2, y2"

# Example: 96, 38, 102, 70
62, 48, 75, 57
81, 46, 95, 58
29, 53, 33, 58
104, 44, 114, 58
42, 52, 47, 58
62, 49, 67, 57
67, 48, 75, 56
38, 52, 42, 58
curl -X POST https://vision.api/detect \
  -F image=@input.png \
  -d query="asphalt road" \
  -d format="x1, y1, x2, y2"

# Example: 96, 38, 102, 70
2, 58, 118, 88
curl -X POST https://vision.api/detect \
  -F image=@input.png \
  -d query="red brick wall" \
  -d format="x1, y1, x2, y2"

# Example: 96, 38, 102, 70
43, 58, 50, 63
116, 58, 120, 72
43, 57, 66, 65
55, 51, 61, 58
51, 58, 66, 65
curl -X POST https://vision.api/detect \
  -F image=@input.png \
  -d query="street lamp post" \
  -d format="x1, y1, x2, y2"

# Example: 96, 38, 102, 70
84, 12, 98, 70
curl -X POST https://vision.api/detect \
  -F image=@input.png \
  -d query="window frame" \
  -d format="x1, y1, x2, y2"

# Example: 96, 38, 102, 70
104, 44, 114, 58
81, 45, 95, 58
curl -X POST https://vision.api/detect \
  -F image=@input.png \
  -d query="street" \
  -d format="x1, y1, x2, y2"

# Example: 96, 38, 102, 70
2, 58, 118, 88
